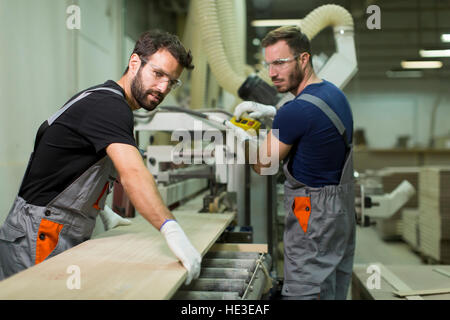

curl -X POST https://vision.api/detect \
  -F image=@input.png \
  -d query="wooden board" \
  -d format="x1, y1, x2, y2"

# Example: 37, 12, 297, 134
0, 212, 234, 300
376, 263, 422, 300
418, 167, 450, 263
401, 209, 420, 250
394, 288, 450, 297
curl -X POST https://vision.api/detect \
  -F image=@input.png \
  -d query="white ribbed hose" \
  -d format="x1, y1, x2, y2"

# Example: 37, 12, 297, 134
195, 0, 246, 95
217, 0, 245, 76
183, 0, 208, 109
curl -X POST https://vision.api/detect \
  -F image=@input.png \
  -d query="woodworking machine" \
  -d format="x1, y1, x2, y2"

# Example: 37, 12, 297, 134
132, 108, 280, 299
125, 3, 360, 300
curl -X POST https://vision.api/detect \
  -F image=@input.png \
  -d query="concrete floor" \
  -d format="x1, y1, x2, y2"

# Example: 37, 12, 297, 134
350, 225, 425, 299
354, 225, 423, 266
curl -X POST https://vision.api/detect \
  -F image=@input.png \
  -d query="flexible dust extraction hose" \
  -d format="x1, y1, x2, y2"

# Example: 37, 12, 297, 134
195, 0, 246, 95
217, 0, 245, 77
300, 4, 353, 40
184, 0, 208, 110
195, 2, 356, 104
217, 0, 248, 109
195, 0, 276, 105
300, 4, 357, 89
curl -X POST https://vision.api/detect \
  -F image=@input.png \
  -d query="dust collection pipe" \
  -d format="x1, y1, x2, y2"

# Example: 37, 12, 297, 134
195, 1, 357, 103
300, 4, 357, 89
194, 0, 246, 95
217, 0, 245, 77
217, 0, 247, 109
183, 0, 208, 110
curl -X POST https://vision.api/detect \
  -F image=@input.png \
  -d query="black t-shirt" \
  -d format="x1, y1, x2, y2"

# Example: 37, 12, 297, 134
19, 80, 137, 206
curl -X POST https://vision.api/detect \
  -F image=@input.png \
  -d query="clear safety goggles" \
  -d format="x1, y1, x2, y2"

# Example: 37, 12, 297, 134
262, 55, 300, 70
140, 56, 183, 90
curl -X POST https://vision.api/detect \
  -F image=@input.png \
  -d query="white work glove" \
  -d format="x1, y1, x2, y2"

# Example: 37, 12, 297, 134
160, 220, 202, 285
100, 205, 132, 231
234, 101, 277, 123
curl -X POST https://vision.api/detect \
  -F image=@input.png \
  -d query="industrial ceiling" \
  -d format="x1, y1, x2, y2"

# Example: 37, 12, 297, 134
246, 0, 450, 80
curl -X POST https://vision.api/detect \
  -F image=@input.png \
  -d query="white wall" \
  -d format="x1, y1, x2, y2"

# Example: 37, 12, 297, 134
344, 78, 450, 149
0, 0, 124, 224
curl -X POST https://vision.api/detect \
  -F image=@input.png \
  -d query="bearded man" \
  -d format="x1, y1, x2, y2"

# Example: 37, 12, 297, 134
0, 30, 201, 285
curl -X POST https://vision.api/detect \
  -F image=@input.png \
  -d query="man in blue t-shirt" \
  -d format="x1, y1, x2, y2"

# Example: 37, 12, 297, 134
230, 26, 356, 300
272, 79, 353, 187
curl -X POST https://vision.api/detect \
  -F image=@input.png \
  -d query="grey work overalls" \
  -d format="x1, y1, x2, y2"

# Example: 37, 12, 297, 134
281, 93, 356, 300
0, 87, 124, 280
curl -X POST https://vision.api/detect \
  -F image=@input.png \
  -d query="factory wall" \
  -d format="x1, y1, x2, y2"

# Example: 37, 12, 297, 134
344, 78, 450, 149
0, 0, 125, 224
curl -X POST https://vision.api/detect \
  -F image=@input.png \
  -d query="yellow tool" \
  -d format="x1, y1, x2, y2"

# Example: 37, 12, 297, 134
230, 116, 261, 134
159, 105, 261, 134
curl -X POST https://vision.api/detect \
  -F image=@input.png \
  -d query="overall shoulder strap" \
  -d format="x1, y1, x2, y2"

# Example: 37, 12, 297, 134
47, 87, 124, 125
20, 88, 124, 192
296, 93, 351, 150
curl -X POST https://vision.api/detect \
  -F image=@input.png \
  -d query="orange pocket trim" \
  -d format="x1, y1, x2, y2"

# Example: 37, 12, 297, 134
93, 182, 109, 210
35, 219, 64, 265
293, 196, 311, 233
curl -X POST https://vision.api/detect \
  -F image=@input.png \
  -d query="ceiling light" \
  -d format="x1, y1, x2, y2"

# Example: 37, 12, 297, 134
386, 70, 423, 78
419, 49, 450, 58
401, 61, 443, 69
441, 34, 450, 42
251, 19, 301, 27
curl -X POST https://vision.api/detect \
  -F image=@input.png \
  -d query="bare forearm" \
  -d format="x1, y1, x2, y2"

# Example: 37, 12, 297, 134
120, 166, 175, 230
252, 162, 265, 175
250, 141, 272, 175
106, 143, 177, 231
252, 152, 272, 175
251, 130, 290, 175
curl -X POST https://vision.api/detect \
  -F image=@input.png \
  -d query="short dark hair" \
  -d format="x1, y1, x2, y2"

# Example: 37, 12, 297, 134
124, 29, 194, 74
261, 26, 311, 57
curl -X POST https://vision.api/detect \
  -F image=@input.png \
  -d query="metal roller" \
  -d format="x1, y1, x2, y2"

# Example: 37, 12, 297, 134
201, 258, 256, 271
173, 290, 241, 300
173, 252, 273, 300
205, 251, 261, 260
200, 267, 251, 280
182, 278, 247, 296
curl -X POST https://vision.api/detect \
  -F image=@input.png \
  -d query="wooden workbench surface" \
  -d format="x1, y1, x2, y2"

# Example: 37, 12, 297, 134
0, 211, 235, 300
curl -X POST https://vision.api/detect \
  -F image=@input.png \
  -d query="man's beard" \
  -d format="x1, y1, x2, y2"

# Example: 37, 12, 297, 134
275, 63, 304, 93
130, 68, 164, 111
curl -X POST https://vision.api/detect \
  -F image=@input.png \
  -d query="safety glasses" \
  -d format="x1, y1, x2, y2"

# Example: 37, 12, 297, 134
140, 56, 183, 90
262, 54, 299, 70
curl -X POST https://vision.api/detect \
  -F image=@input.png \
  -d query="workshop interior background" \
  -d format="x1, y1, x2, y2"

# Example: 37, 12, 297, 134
1, 0, 450, 298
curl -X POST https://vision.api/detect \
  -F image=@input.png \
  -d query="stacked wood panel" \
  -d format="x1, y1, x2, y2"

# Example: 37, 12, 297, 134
401, 209, 420, 251
418, 167, 450, 263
